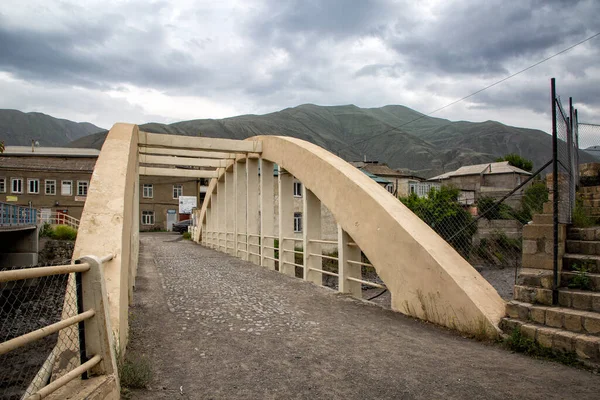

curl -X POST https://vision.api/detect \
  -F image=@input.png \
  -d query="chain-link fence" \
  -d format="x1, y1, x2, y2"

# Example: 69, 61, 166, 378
400, 173, 550, 299
554, 94, 576, 224
0, 270, 80, 400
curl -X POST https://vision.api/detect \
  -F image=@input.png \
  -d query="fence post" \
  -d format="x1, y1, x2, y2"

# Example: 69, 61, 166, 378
551, 78, 559, 305
78, 255, 119, 383
303, 187, 322, 284
337, 225, 362, 298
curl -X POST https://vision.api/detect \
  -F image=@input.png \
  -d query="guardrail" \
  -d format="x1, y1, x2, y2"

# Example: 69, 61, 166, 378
0, 202, 37, 227
0, 254, 116, 399
39, 212, 80, 230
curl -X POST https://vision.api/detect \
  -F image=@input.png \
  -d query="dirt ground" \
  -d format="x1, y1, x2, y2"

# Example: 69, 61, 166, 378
126, 233, 599, 400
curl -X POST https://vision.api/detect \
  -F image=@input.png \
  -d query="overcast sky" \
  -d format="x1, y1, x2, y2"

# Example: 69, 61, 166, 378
0, 0, 598, 134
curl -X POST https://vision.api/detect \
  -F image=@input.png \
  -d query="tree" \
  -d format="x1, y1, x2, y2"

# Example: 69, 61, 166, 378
496, 153, 533, 172
401, 186, 476, 257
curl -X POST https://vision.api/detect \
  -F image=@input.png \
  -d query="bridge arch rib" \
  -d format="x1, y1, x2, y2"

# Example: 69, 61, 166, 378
195, 135, 505, 336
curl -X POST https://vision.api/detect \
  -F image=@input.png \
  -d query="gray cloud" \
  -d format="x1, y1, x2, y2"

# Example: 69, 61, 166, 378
0, 0, 598, 133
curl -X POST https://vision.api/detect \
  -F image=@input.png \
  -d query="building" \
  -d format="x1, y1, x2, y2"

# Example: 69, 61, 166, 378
0, 146, 201, 231
0, 146, 99, 221
138, 176, 200, 231
428, 161, 531, 201
350, 161, 432, 198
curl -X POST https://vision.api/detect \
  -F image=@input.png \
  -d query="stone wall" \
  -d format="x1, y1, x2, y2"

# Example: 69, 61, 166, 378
473, 219, 523, 246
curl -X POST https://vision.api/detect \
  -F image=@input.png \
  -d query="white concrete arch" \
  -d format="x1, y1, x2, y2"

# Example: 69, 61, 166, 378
195, 135, 505, 336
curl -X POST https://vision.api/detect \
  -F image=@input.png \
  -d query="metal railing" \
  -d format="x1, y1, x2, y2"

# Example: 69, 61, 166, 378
39, 212, 80, 230
0, 254, 115, 399
0, 202, 37, 227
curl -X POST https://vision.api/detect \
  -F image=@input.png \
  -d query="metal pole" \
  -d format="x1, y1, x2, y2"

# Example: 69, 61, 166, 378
75, 271, 88, 379
551, 78, 559, 305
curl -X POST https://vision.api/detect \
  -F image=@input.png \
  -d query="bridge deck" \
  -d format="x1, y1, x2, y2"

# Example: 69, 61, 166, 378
128, 233, 598, 399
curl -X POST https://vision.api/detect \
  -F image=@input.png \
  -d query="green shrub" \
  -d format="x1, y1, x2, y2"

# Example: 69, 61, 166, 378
118, 355, 152, 389
568, 264, 592, 290
505, 328, 578, 366
573, 198, 597, 228
51, 225, 77, 240
401, 186, 476, 257
182, 232, 192, 240
39, 222, 54, 238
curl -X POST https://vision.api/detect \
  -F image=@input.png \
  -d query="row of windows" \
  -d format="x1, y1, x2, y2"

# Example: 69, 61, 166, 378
142, 184, 183, 199
0, 178, 88, 196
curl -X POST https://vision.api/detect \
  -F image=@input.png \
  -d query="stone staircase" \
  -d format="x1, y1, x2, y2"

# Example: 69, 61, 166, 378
500, 217, 600, 367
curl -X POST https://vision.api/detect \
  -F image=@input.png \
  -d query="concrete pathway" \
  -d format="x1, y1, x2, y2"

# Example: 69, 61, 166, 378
127, 233, 599, 399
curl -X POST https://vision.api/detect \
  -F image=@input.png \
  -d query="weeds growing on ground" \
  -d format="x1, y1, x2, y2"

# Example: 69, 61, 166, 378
568, 263, 592, 290
504, 328, 579, 366
182, 232, 192, 240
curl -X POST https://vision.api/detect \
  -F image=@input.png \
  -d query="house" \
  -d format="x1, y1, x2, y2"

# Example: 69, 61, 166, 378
350, 160, 433, 198
0, 146, 199, 231
428, 161, 531, 201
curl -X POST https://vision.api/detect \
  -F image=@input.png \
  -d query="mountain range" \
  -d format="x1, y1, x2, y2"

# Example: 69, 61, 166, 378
1, 105, 587, 178
0, 109, 103, 146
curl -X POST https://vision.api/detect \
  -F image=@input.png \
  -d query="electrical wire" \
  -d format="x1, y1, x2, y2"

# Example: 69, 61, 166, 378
337, 31, 600, 155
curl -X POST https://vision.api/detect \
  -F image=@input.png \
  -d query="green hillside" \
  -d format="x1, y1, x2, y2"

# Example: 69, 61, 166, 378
70, 104, 568, 177
0, 109, 103, 146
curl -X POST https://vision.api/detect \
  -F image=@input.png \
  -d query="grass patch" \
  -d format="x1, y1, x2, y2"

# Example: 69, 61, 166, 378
182, 232, 192, 240
568, 263, 593, 290
504, 328, 579, 366
52, 225, 77, 240
573, 198, 598, 228
115, 343, 153, 395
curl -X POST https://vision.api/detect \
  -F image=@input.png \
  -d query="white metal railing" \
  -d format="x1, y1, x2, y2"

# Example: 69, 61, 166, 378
0, 254, 115, 400
39, 212, 80, 230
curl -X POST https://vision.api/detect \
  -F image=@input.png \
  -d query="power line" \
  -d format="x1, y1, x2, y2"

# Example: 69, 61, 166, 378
338, 31, 600, 155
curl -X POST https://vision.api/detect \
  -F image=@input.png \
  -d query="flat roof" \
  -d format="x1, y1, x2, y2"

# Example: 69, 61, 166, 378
2, 146, 100, 157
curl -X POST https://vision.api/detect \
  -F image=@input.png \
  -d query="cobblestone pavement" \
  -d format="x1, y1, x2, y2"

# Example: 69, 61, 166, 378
128, 233, 599, 400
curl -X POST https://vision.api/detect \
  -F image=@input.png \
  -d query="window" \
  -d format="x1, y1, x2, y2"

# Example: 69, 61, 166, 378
0, 178, 5, 193
142, 184, 153, 198
293, 181, 302, 197
173, 184, 183, 199
386, 184, 394, 194
61, 180, 72, 196
294, 212, 302, 233
28, 179, 39, 194
11, 178, 23, 194
142, 210, 155, 225
45, 180, 56, 195
77, 181, 89, 197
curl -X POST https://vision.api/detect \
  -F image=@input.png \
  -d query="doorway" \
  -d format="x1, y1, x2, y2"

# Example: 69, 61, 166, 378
166, 210, 177, 231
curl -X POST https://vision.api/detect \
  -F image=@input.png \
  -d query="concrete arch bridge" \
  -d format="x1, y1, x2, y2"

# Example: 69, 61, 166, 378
1, 123, 508, 398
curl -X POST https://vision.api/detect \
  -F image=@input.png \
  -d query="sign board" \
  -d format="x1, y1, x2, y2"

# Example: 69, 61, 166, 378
74, 196, 86, 202
167, 209, 177, 214
178, 196, 197, 214
6, 196, 17, 202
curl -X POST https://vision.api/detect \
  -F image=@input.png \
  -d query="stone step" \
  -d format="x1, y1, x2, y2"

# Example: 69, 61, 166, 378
563, 253, 600, 273
513, 285, 553, 305
532, 214, 553, 224
500, 318, 600, 366
566, 240, 600, 255
581, 186, 600, 194
517, 268, 553, 289
567, 227, 600, 241
582, 207, 600, 216
582, 199, 600, 207
561, 271, 600, 292
558, 288, 600, 312
506, 300, 600, 335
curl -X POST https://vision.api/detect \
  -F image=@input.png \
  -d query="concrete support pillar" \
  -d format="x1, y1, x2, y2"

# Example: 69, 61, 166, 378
225, 168, 235, 255
235, 158, 248, 260
338, 225, 362, 298
247, 158, 260, 264
260, 159, 275, 269
205, 207, 211, 247
279, 167, 295, 276
211, 192, 218, 249
303, 187, 322, 284
217, 176, 225, 252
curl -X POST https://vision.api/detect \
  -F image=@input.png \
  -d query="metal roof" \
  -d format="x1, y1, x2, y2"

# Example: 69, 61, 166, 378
361, 170, 391, 184
428, 161, 531, 181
